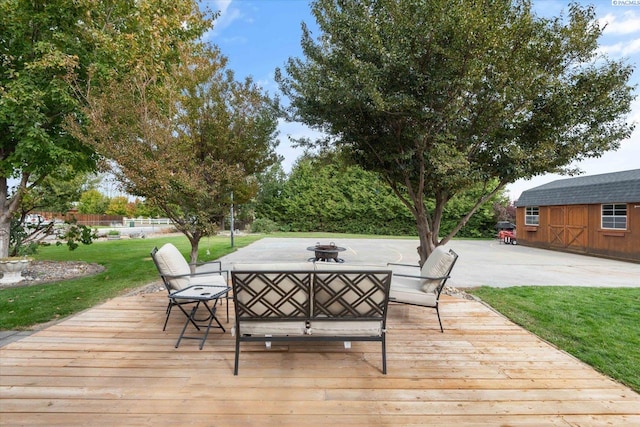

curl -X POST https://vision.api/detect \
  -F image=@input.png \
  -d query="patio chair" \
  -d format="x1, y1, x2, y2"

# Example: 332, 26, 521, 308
151, 243, 230, 330
387, 246, 458, 332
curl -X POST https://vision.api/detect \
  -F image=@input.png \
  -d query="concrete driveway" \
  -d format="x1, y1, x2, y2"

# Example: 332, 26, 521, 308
218, 237, 639, 288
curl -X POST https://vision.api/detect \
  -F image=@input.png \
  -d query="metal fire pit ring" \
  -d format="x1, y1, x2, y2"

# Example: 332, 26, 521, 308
307, 242, 346, 263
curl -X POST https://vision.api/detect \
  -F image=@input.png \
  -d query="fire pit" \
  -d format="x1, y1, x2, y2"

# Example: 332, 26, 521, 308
307, 242, 346, 263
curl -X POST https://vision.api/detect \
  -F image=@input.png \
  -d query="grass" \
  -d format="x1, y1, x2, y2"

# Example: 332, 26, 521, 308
0, 233, 262, 330
469, 286, 640, 394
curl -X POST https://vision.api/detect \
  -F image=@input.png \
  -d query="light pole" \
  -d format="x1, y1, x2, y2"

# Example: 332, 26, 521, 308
230, 191, 234, 248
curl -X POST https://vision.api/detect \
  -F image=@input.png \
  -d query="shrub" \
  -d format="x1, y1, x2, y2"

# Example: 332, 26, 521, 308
250, 218, 278, 234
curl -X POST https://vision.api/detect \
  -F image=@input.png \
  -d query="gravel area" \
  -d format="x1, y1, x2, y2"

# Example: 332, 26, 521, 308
0, 260, 104, 289
0, 260, 166, 296
0, 259, 167, 297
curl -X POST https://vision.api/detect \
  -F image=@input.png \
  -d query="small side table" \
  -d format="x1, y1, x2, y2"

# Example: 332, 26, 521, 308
169, 285, 230, 350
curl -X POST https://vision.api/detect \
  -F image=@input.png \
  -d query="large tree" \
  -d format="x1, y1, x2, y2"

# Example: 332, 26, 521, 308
1, 0, 95, 257
277, 0, 636, 264
72, 46, 279, 263
0, 0, 210, 258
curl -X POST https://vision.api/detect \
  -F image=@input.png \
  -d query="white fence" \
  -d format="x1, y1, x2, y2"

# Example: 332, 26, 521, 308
122, 217, 174, 226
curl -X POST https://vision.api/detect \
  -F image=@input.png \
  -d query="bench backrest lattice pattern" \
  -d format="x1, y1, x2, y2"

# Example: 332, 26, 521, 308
231, 267, 392, 375
313, 272, 390, 319
233, 272, 311, 319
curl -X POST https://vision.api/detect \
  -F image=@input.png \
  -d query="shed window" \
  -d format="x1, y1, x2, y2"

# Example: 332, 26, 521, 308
601, 204, 627, 230
525, 207, 539, 226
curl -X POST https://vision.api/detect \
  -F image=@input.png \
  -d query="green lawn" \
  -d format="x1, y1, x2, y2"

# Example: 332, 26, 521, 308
0, 234, 261, 330
469, 286, 640, 394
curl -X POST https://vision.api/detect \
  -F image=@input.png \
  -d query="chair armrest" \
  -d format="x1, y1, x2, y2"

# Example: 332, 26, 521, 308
387, 262, 419, 268
163, 269, 229, 281
392, 272, 450, 281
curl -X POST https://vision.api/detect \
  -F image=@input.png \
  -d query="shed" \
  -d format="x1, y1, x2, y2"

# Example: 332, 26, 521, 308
515, 169, 640, 262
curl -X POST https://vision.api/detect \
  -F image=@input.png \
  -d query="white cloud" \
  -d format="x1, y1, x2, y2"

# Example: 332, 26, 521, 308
202, 0, 243, 37
599, 12, 640, 35
599, 37, 640, 56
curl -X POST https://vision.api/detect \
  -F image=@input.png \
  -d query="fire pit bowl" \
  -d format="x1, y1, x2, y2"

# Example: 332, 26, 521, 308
307, 242, 346, 263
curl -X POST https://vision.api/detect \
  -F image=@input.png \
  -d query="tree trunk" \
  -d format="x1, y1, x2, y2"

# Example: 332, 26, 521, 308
0, 176, 13, 259
415, 215, 436, 267
0, 217, 10, 259
411, 193, 436, 266
188, 234, 201, 274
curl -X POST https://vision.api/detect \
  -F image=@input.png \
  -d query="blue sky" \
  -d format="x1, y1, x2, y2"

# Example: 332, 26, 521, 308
202, 0, 640, 200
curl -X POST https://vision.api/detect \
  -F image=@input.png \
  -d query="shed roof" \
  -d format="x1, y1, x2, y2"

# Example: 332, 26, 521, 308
515, 169, 640, 207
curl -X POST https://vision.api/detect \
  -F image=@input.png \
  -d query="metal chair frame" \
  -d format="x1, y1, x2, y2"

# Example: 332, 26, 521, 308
388, 248, 459, 333
151, 246, 230, 331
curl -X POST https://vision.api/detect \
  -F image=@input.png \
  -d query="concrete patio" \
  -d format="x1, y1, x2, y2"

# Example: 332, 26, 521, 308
217, 238, 640, 288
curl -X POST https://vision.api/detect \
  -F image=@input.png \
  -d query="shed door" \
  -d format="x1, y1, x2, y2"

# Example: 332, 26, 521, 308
566, 205, 587, 251
548, 205, 587, 251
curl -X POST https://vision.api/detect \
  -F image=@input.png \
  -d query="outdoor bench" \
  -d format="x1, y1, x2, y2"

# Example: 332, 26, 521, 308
231, 262, 392, 375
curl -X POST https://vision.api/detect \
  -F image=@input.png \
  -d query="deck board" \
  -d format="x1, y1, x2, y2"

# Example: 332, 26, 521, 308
1, 293, 639, 426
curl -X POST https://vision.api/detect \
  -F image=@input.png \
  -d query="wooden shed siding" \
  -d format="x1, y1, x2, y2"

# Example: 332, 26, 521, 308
515, 202, 640, 263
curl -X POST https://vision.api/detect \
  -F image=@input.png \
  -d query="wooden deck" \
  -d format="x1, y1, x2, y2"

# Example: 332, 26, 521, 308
1, 292, 639, 426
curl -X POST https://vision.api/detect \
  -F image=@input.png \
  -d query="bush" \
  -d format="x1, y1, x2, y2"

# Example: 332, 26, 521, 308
250, 218, 279, 234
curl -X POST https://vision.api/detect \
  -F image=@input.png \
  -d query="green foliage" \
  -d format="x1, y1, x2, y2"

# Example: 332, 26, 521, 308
128, 198, 163, 218
250, 163, 287, 222
439, 180, 510, 238
0, 0, 98, 179
72, 44, 280, 263
9, 219, 40, 256
258, 153, 415, 234
106, 196, 130, 215
55, 219, 97, 251
277, 0, 635, 262
10, 216, 96, 256
77, 189, 109, 214
470, 286, 640, 394
250, 218, 279, 234
19, 167, 93, 214
0, 0, 211, 258
255, 152, 508, 237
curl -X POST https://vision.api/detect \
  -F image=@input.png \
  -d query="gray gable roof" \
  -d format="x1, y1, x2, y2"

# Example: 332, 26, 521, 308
516, 169, 640, 207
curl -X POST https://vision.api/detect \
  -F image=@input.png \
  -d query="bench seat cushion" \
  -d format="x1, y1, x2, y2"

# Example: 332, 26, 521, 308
238, 321, 307, 336
313, 263, 388, 272
308, 320, 383, 337
233, 262, 313, 271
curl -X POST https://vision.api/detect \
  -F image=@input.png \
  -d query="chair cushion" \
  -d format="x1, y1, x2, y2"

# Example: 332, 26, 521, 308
420, 246, 455, 293
389, 285, 438, 307
155, 243, 191, 290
